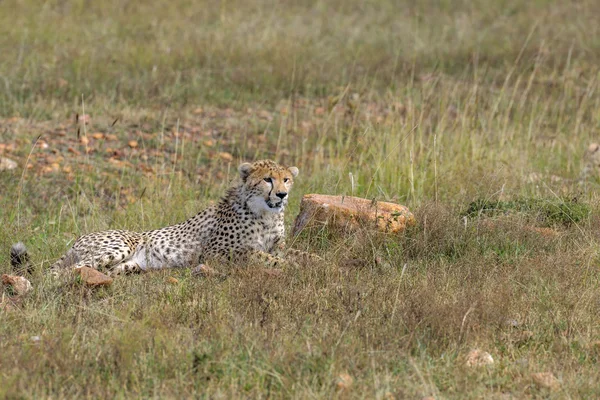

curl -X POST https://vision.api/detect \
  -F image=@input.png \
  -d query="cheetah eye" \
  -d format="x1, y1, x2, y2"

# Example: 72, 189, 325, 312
263, 177, 273, 183
283, 178, 289, 183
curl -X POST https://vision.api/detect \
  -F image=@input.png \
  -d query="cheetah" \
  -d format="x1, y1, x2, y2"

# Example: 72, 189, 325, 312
11, 160, 317, 276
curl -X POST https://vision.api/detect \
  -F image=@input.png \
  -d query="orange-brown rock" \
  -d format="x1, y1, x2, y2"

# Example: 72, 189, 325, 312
293, 194, 415, 235
191, 264, 222, 278
335, 372, 354, 391
531, 372, 560, 391
75, 266, 113, 287
0, 157, 18, 171
2, 274, 32, 295
465, 349, 494, 367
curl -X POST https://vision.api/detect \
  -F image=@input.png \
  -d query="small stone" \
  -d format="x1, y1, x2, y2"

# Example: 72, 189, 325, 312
258, 110, 273, 120
128, 140, 138, 148
2, 274, 32, 295
192, 264, 219, 277
293, 194, 415, 236
531, 372, 560, 391
0, 157, 17, 171
218, 152, 233, 162
74, 266, 113, 287
78, 114, 91, 124
505, 319, 519, 328
335, 372, 353, 391
465, 349, 494, 367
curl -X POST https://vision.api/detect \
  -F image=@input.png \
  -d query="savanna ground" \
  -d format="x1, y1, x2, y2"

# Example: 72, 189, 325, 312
2, 0, 600, 398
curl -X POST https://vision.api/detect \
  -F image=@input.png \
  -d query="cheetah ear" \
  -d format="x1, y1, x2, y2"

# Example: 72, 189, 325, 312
288, 166, 299, 178
238, 162, 253, 181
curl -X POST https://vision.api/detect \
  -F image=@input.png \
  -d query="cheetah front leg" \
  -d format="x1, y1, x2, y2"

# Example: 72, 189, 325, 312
247, 249, 287, 269
107, 260, 143, 276
274, 240, 323, 265
285, 248, 324, 263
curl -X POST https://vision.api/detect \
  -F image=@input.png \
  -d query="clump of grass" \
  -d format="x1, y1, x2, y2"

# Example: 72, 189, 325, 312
463, 197, 591, 227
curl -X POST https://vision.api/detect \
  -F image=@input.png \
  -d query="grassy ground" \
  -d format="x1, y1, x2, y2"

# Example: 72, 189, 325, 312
2, 0, 600, 398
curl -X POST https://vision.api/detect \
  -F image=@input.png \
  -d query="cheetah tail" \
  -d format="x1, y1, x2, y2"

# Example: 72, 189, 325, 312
10, 242, 32, 274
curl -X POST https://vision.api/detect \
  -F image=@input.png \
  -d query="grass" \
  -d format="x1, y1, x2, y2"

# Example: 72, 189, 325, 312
463, 197, 591, 226
2, 0, 600, 398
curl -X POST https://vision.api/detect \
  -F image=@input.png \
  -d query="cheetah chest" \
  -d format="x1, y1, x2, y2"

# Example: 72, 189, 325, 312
253, 220, 284, 252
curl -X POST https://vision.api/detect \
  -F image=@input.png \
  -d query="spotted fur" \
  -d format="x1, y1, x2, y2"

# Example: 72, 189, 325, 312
12, 160, 314, 276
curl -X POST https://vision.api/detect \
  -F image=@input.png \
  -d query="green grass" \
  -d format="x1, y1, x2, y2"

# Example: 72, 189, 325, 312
2, 0, 600, 398
463, 197, 591, 226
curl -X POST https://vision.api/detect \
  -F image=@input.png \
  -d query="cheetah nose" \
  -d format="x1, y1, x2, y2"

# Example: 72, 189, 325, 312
276, 192, 287, 199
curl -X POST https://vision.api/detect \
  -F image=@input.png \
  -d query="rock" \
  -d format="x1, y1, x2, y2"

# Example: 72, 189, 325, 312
192, 264, 221, 278
2, 274, 32, 295
531, 372, 560, 391
0, 157, 17, 171
335, 372, 353, 391
293, 194, 415, 236
74, 266, 113, 287
504, 319, 519, 328
465, 349, 494, 367
218, 152, 234, 162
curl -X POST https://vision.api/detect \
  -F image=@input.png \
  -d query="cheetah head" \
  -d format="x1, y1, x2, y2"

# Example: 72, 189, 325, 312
239, 160, 299, 214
